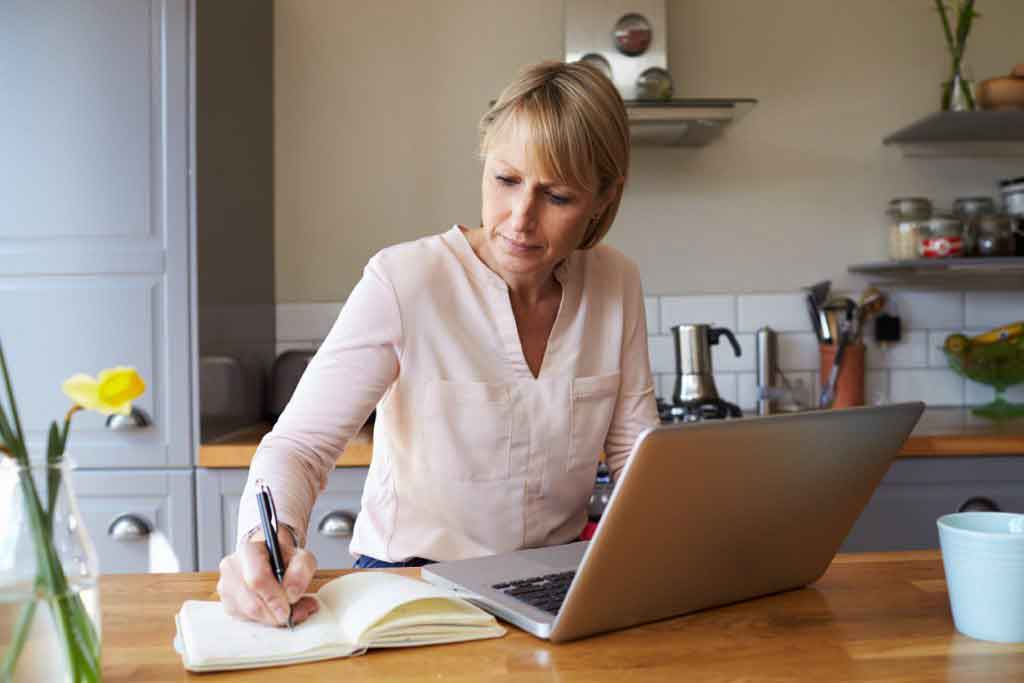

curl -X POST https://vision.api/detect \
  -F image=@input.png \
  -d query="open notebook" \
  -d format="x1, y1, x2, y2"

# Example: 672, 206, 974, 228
175, 572, 506, 672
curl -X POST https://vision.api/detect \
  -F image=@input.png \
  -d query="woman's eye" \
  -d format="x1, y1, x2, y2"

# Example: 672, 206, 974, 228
547, 192, 570, 205
496, 175, 517, 186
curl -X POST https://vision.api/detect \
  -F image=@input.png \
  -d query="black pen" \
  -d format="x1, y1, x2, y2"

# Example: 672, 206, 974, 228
255, 479, 293, 629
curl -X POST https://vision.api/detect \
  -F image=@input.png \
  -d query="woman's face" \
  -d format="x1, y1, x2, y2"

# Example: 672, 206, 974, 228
479, 119, 612, 285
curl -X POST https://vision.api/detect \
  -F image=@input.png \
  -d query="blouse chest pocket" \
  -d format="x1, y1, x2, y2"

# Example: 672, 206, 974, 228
423, 379, 512, 481
569, 372, 620, 472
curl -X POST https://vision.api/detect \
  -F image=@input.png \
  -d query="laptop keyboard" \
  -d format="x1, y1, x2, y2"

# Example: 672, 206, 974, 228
492, 571, 576, 615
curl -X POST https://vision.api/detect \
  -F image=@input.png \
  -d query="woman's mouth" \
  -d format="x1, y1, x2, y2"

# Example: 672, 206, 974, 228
502, 235, 542, 254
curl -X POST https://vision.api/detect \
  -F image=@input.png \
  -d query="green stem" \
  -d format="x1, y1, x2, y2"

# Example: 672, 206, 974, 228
934, 0, 956, 58
14, 469, 101, 682
0, 593, 38, 681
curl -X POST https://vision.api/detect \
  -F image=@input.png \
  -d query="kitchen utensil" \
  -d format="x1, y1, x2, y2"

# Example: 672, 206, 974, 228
819, 341, 866, 409
803, 281, 832, 344
671, 324, 741, 404
854, 288, 886, 343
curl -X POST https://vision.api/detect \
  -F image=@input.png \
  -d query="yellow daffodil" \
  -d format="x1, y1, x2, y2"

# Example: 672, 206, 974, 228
61, 366, 146, 416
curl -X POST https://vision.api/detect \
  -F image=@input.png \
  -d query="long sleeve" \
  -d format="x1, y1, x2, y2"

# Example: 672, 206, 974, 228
603, 263, 658, 481
234, 256, 402, 549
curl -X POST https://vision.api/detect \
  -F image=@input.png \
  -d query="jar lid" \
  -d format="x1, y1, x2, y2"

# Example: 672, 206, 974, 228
925, 213, 962, 232
953, 196, 996, 217
887, 197, 932, 217
999, 176, 1024, 188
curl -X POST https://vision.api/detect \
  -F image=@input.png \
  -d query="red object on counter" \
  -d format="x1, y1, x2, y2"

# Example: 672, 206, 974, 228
580, 521, 599, 541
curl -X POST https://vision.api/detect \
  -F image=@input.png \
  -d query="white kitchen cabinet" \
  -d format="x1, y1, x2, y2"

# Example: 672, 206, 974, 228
196, 468, 368, 572
73, 469, 195, 574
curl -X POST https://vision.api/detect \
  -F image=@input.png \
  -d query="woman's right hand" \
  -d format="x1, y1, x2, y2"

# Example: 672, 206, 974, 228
217, 526, 320, 626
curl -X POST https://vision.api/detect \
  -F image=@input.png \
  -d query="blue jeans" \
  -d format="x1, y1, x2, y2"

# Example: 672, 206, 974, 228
353, 554, 436, 569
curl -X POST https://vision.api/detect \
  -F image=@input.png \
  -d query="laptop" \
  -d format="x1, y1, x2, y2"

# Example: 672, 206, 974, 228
422, 402, 925, 642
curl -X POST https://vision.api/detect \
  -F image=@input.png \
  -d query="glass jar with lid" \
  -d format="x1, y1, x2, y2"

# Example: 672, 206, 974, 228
976, 214, 1014, 256
919, 213, 965, 258
886, 198, 931, 260
953, 196, 996, 256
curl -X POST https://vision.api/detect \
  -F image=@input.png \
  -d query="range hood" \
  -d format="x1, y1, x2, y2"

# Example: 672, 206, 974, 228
565, 0, 756, 147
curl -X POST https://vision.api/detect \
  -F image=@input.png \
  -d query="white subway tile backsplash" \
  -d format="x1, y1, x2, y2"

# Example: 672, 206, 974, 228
964, 380, 994, 406
712, 333, 755, 372
737, 293, 808, 333
865, 370, 889, 406
965, 291, 1024, 329
890, 369, 964, 406
778, 332, 820, 371
278, 287, 1018, 410
277, 302, 344, 342
648, 335, 674, 374
888, 291, 964, 330
866, 331, 929, 369
644, 296, 659, 335
737, 372, 758, 411
659, 295, 735, 334
713, 373, 739, 407
927, 330, 957, 367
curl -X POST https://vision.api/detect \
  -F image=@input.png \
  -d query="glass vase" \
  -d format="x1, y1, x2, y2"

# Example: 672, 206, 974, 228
941, 63, 976, 112
0, 457, 102, 682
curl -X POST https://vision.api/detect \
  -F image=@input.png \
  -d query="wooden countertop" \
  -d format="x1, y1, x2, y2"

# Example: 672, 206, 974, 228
101, 551, 1024, 681
198, 407, 1024, 468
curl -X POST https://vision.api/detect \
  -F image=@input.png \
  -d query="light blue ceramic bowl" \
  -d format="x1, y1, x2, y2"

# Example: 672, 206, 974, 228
937, 512, 1024, 643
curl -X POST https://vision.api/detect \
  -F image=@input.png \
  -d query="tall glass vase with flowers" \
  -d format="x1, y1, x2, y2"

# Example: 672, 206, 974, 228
0, 342, 145, 682
934, 0, 980, 111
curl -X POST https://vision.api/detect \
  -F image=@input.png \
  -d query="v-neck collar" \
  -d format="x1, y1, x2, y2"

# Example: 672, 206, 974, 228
446, 225, 574, 381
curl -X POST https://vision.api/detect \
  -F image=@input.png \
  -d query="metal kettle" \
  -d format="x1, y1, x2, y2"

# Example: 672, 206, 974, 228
671, 324, 742, 404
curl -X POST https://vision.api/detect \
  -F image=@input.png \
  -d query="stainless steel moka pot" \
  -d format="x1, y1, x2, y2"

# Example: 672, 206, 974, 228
671, 324, 743, 404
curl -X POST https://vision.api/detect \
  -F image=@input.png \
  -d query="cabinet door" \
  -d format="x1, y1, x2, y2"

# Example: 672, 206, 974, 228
0, 0, 192, 468
73, 469, 195, 573
197, 468, 367, 571
841, 457, 1024, 552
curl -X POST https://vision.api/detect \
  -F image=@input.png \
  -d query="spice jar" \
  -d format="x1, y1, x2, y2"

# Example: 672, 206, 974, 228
887, 198, 931, 260
919, 213, 965, 258
953, 196, 996, 256
976, 214, 1014, 256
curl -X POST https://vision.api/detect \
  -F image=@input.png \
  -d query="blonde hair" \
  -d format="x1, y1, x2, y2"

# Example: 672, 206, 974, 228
479, 60, 629, 249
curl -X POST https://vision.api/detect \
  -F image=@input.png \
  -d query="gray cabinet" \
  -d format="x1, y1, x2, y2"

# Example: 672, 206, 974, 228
196, 468, 368, 571
841, 456, 1024, 552
74, 469, 195, 574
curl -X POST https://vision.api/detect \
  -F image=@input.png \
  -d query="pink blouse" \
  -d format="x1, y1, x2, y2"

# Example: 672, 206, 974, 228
236, 226, 658, 562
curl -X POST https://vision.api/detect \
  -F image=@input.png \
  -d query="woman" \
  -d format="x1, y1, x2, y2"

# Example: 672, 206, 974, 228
217, 60, 659, 627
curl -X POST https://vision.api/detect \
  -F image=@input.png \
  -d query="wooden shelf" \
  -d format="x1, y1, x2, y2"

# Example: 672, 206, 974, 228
882, 111, 1024, 157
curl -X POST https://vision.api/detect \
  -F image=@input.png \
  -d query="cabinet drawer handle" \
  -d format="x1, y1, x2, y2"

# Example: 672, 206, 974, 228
958, 496, 1001, 513
107, 514, 152, 541
105, 406, 152, 431
317, 511, 356, 539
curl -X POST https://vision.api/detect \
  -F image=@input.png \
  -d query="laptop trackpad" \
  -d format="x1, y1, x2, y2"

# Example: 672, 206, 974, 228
515, 541, 588, 572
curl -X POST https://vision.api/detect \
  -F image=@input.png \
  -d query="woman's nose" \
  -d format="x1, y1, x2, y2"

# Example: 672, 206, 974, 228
510, 191, 538, 228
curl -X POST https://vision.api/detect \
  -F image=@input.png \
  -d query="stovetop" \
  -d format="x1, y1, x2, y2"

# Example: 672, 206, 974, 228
657, 397, 743, 423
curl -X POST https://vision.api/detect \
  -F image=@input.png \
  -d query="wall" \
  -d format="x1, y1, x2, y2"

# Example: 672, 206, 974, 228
272, 0, 1024, 407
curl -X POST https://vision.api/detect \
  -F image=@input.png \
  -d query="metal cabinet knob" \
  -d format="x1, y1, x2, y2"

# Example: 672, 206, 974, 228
107, 513, 152, 541
958, 496, 1001, 513
105, 406, 152, 431
317, 511, 356, 539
